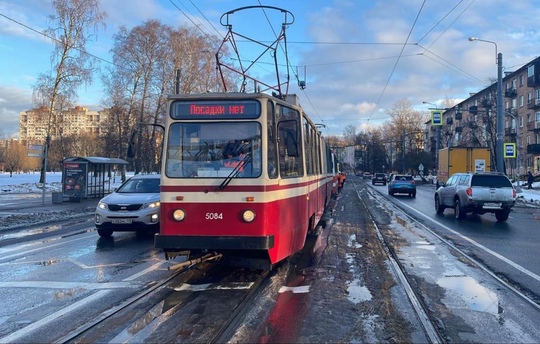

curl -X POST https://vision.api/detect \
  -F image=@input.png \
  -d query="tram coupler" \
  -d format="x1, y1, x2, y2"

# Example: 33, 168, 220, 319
168, 252, 223, 271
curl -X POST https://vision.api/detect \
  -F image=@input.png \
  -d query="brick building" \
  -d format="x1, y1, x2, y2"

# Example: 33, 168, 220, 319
426, 56, 540, 177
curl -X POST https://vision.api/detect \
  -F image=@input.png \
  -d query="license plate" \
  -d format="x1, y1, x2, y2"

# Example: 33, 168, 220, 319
484, 202, 501, 208
112, 219, 133, 224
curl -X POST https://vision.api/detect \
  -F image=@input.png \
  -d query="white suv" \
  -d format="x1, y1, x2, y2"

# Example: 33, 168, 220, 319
94, 174, 161, 237
434, 172, 516, 222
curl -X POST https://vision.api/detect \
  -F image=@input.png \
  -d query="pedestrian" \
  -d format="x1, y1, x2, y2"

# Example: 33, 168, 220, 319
337, 172, 345, 193
527, 171, 535, 190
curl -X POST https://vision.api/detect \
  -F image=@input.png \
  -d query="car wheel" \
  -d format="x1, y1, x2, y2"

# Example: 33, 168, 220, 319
495, 209, 510, 222
97, 229, 113, 237
454, 199, 466, 220
411, 192, 416, 198
434, 195, 445, 214
389, 191, 394, 196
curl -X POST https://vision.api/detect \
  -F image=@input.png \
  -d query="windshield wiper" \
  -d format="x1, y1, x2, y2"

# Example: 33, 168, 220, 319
218, 154, 251, 190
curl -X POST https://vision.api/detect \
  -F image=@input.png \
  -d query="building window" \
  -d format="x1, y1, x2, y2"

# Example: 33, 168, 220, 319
520, 95, 524, 107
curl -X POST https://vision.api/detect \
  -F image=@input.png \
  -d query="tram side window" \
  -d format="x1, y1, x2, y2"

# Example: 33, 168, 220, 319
267, 101, 278, 178
304, 118, 313, 175
278, 119, 303, 178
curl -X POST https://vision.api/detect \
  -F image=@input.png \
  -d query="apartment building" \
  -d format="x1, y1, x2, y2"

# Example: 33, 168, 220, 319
427, 56, 540, 176
19, 105, 108, 144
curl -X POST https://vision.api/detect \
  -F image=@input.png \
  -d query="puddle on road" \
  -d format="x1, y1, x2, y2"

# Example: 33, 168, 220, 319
348, 233, 362, 248
347, 279, 372, 304
345, 253, 372, 304
437, 275, 501, 315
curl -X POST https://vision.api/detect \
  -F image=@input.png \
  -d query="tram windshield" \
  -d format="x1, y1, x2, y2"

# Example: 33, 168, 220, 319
165, 122, 262, 178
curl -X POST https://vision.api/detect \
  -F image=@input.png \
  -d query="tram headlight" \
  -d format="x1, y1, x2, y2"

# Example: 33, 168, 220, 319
242, 209, 256, 223
173, 209, 186, 222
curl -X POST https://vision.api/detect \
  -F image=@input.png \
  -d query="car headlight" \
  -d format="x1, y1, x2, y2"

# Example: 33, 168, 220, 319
142, 201, 160, 209
173, 209, 186, 221
242, 210, 256, 223
98, 201, 108, 210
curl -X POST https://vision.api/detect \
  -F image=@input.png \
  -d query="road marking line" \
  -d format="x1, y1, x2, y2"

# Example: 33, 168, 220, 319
0, 281, 140, 289
399, 201, 540, 283
175, 282, 255, 291
0, 290, 109, 343
279, 285, 310, 293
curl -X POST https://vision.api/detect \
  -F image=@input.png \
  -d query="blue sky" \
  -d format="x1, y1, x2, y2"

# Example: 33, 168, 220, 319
1, 0, 540, 138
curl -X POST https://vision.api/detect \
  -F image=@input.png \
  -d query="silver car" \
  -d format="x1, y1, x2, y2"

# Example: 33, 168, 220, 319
434, 172, 516, 222
94, 174, 161, 237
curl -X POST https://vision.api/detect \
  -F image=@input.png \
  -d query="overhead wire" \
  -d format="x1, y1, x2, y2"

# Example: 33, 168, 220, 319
0, 12, 115, 67
366, 0, 427, 123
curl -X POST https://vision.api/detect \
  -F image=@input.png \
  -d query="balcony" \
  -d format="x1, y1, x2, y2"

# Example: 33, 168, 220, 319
527, 121, 540, 131
527, 98, 540, 109
505, 127, 517, 136
527, 74, 540, 88
481, 99, 493, 108
505, 88, 517, 98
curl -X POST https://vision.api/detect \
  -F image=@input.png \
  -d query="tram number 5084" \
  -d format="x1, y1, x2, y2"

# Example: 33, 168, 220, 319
205, 213, 224, 220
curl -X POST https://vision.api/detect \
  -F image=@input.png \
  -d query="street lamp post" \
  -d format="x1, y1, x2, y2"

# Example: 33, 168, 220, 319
506, 111, 521, 191
469, 37, 504, 173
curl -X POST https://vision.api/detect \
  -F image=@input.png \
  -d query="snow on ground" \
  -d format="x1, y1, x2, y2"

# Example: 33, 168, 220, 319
0, 171, 133, 193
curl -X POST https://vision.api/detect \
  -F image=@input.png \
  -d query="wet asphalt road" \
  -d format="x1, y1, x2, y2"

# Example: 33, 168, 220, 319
2, 186, 540, 342
365, 178, 540, 299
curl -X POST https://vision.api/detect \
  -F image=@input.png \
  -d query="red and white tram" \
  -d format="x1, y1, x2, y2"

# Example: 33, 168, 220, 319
155, 92, 337, 269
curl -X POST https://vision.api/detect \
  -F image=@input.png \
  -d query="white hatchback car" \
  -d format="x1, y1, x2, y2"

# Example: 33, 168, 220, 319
94, 174, 161, 237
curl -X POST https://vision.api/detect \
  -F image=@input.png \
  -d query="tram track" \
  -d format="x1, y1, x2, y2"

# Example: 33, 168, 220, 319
355, 187, 444, 343
366, 185, 540, 313
358, 181, 540, 342
60, 255, 272, 343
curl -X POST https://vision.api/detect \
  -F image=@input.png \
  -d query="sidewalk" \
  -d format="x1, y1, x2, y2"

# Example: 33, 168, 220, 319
0, 193, 99, 231
0, 193, 99, 214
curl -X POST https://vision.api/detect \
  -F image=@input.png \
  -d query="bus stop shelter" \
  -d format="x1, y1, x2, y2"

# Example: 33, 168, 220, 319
58, 156, 129, 202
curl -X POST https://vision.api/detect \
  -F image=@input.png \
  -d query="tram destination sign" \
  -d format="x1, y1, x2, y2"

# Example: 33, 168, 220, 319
172, 100, 261, 120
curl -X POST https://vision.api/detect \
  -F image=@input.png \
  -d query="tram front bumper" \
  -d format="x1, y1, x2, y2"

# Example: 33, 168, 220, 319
154, 234, 274, 250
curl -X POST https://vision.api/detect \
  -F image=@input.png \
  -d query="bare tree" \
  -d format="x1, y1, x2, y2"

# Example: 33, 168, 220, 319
3, 140, 26, 176
33, 0, 106, 182
342, 125, 357, 146
383, 99, 428, 173
103, 21, 225, 173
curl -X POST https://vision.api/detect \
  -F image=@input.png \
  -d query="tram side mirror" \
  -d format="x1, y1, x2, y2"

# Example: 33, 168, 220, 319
127, 130, 138, 158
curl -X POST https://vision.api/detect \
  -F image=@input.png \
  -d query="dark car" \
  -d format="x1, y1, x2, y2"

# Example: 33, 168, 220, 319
388, 174, 416, 197
94, 174, 161, 237
372, 173, 387, 185
434, 172, 516, 221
